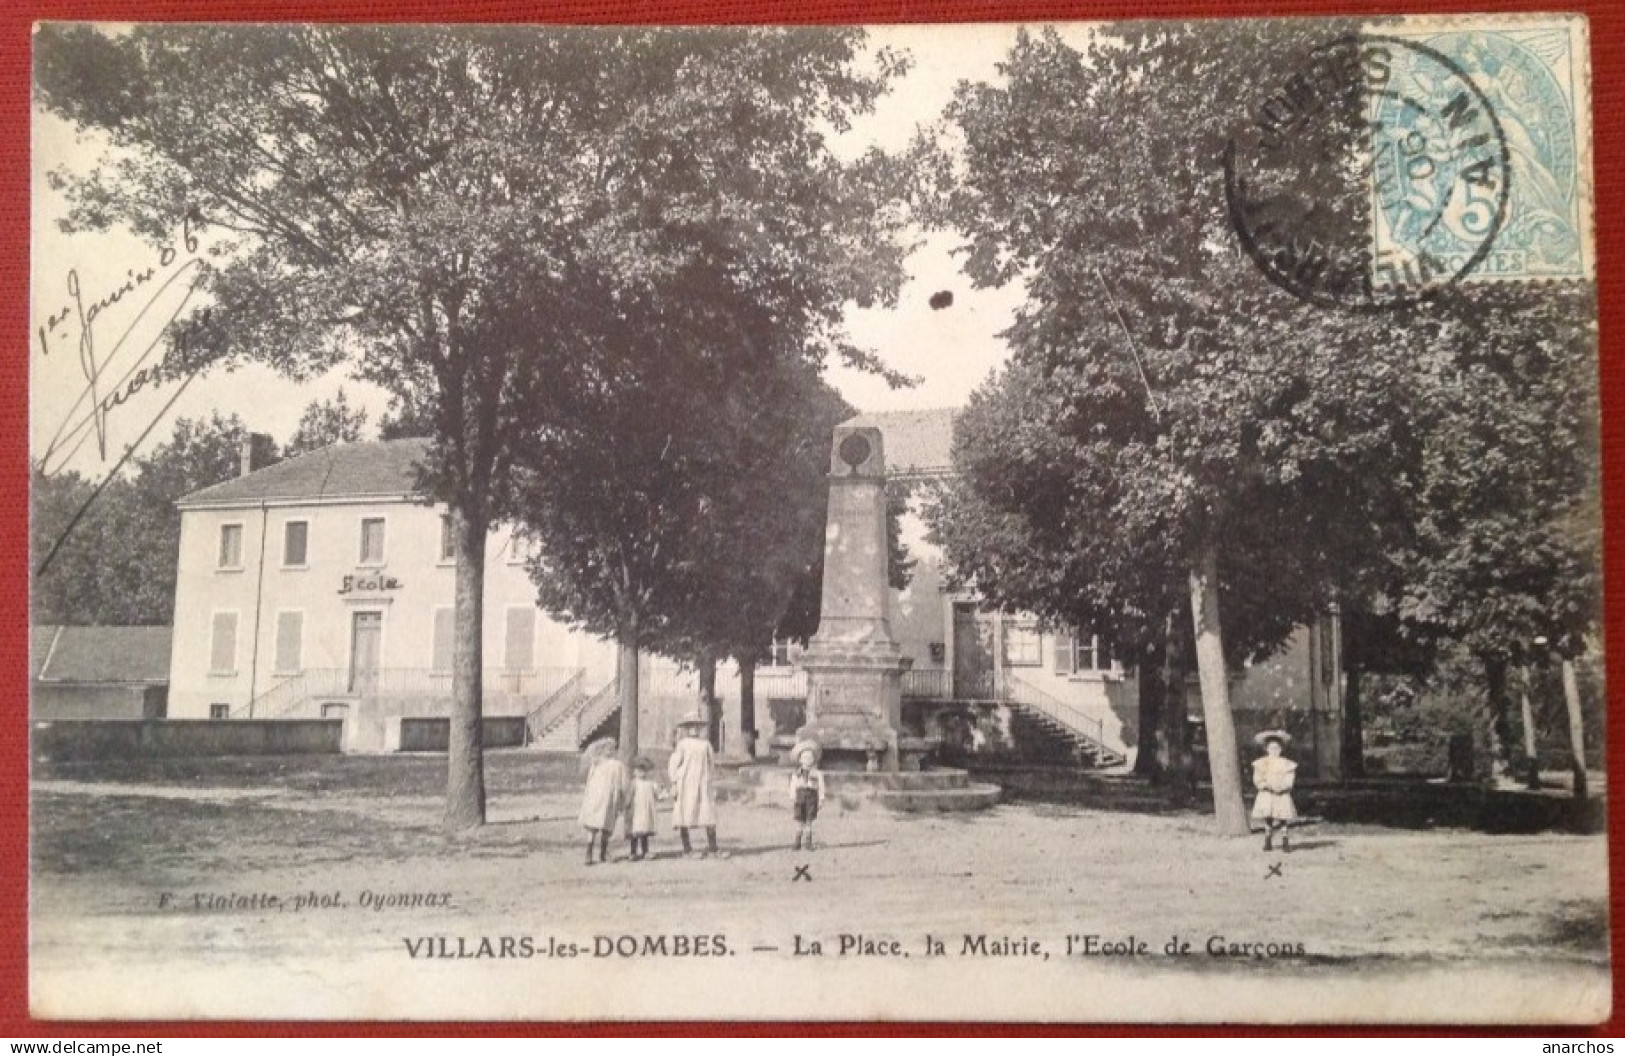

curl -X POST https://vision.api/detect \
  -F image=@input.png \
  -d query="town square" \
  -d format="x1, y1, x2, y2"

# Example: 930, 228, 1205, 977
28, 17, 1607, 1023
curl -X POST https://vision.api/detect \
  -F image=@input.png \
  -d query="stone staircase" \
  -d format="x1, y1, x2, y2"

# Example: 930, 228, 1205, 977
1002, 675, 1129, 769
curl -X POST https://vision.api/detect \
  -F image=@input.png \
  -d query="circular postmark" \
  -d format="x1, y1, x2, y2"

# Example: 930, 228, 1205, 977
1224, 34, 1511, 311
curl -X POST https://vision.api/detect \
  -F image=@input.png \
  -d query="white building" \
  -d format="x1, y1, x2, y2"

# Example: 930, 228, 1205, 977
169, 438, 684, 751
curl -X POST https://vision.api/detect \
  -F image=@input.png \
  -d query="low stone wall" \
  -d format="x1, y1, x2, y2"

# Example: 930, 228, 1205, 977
32, 719, 342, 761
386, 716, 529, 752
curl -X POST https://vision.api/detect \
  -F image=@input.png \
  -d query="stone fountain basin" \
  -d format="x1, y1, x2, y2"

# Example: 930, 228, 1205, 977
719, 765, 1000, 813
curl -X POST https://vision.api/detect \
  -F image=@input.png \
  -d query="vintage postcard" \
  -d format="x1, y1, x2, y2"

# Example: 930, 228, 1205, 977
28, 16, 1607, 1023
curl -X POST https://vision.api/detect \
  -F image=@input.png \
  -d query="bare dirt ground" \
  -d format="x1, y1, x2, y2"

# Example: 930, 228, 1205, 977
29, 752, 1611, 1023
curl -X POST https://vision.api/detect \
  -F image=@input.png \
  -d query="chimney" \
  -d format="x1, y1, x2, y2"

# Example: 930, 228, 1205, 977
239, 432, 274, 477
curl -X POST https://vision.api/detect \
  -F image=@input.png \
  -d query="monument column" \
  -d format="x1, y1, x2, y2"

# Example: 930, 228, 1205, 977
795, 425, 907, 771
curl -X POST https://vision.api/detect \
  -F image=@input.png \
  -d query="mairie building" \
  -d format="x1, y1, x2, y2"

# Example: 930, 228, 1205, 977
168, 410, 1343, 773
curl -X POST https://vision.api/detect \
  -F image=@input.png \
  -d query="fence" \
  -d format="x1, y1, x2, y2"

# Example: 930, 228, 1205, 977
34, 719, 342, 761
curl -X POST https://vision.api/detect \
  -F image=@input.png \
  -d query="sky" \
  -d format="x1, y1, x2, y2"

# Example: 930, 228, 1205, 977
29, 22, 1087, 479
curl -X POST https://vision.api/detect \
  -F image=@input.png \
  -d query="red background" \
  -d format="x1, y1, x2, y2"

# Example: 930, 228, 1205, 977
2, 0, 1620, 1037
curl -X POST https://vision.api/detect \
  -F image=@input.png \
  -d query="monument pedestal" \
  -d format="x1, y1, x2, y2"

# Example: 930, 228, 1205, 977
796, 647, 904, 772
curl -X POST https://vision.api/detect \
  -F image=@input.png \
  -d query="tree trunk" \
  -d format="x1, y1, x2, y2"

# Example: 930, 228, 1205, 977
1482, 652, 1515, 782
1159, 608, 1194, 801
1562, 658, 1587, 802
1189, 542, 1250, 836
1340, 664, 1365, 780
698, 651, 720, 750
739, 656, 758, 759
1519, 672, 1541, 789
617, 617, 640, 762
1133, 635, 1166, 779
445, 505, 487, 831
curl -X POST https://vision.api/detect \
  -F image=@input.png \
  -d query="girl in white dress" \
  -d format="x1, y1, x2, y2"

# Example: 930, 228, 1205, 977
1251, 730, 1298, 853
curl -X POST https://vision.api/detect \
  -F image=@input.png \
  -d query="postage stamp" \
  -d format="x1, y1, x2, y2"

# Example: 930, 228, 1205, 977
1374, 18, 1595, 287
28, 17, 1607, 1025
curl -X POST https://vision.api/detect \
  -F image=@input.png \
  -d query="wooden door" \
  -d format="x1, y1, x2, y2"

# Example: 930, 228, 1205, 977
348, 611, 382, 694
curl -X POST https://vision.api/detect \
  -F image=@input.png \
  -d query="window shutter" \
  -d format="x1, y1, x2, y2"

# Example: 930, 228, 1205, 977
439, 515, 455, 562
210, 613, 238, 674
1053, 632, 1075, 674
218, 525, 242, 568
432, 608, 455, 672
360, 518, 385, 563
505, 608, 537, 671
284, 522, 308, 566
274, 612, 303, 674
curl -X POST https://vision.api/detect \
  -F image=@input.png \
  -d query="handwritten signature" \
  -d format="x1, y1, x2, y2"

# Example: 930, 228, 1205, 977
38, 210, 215, 474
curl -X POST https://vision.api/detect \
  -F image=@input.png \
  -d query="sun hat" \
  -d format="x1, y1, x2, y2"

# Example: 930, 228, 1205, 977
580, 736, 618, 774
1254, 729, 1292, 748
790, 738, 822, 766
675, 709, 708, 729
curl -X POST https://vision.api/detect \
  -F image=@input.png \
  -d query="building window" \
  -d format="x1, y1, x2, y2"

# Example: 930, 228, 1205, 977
218, 524, 244, 570
1053, 631, 1111, 674
505, 532, 532, 565
439, 514, 456, 563
504, 607, 537, 671
209, 704, 230, 720
763, 637, 798, 668
359, 517, 386, 565
1003, 622, 1042, 666
209, 612, 238, 675
274, 611, 304, 675
283, 521, 309, 568
432, 607, 455, 673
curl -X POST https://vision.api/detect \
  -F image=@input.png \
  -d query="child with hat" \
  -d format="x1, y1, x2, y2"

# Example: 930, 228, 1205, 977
578, 737, 628, 866
1251, 729, 1299, 852
788, 738, 827, 852
668, 711, 726, 858
625, 756, 659, 862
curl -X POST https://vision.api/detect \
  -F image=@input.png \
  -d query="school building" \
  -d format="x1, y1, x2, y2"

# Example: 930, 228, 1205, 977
167, 412, 1344, 773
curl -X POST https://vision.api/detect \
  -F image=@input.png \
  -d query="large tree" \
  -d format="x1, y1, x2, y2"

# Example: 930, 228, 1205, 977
1391, 282, 1601, 778
35, 25, 908, 827
934, 23, 1432, 833
494, 29, 912, 760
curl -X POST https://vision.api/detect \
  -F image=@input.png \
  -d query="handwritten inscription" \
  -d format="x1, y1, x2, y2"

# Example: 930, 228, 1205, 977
37, 211, 213, 473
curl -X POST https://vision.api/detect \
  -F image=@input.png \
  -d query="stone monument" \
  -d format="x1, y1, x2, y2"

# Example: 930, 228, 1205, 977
794, 424, 906, 771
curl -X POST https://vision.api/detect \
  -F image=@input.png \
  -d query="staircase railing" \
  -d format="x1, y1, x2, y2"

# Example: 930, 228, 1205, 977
575, 677, 621, 745
526, 668, 587, 741
1002, 674, 1123, 764
901, 667, 951, 700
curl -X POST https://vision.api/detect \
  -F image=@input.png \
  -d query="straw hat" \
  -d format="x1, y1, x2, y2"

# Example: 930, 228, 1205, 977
1254, 729, 1292, 748
580, 736, 618, 774
790, 738, 822, 766
675, 710, 708, 730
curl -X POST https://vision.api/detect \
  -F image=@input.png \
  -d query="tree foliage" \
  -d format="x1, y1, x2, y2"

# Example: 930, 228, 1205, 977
929, 22, 1598, 809
32, 413, 268, 626
35, 24, 913, 820
285, 388, 371, 457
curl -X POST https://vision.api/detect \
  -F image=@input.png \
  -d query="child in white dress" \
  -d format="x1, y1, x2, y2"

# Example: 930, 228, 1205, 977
625, 756, 659, 862
1251, 730, 1298, 853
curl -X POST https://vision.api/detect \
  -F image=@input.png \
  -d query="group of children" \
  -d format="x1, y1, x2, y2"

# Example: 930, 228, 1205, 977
577, 714, 828, 864
583, 719, 1295, 859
